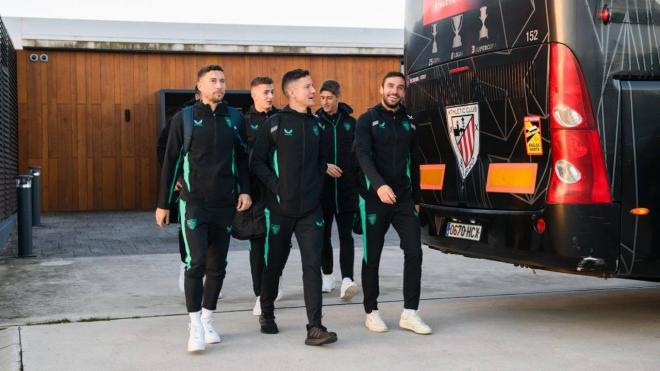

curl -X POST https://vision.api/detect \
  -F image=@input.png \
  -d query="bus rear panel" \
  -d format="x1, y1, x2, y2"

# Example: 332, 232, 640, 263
405, 0, 659, 279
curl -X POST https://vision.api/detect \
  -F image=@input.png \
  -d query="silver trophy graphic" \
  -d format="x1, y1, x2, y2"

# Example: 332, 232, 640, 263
431, 23, 438, 53
452, 14, 463, 48
479, 6, 488, 39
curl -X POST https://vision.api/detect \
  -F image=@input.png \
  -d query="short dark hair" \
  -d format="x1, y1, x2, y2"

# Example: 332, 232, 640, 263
193, 85, 200, 94
251, 76, 274, 87
197, 64, 224, 80
320, 80, 340, 96
282, 69, 310, 92
381, 71, 406, 87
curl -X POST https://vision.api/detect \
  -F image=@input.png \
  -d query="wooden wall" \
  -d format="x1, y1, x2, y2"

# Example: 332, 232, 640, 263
17, 50, 400, 211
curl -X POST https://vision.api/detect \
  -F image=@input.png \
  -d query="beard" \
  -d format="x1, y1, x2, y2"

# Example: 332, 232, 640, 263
382, 95, 400, 110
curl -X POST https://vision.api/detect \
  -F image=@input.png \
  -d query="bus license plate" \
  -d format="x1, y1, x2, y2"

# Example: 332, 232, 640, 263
445, 222, 482, 241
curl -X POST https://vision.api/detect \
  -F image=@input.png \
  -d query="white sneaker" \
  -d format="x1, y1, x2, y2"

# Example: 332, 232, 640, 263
187, 322, 206, 352
322, 274, 335, 293
275, 280, 284, 302
178, 263, 185, 293
253, 296, 262, 316
365, 310, 388, 333
399, 309, 432, 335
201, 317, 222, 344
339, 278, 359, 301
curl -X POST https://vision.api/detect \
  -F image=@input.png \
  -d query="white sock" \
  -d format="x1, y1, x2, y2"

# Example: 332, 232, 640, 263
189, 311, 202, 325
342, 277, 353, 283
201, 308, 213, 321
402, 308, 416, 316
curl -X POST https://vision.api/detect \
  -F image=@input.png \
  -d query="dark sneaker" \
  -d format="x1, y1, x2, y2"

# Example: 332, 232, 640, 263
259, 315, 279, 334
305, 325, 337, 346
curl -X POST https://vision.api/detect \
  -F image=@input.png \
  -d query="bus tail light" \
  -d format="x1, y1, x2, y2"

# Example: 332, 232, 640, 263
547, 43, 612, 204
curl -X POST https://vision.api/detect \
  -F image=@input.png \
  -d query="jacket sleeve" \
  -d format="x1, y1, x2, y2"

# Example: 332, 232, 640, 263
410, 120, 421, 204
347, 116, 361, 190
250, 116, 279, 195
156, 119, 171, 165
157, 112, 184, 209
234, 113, 251, 195
355, 112, 386, 192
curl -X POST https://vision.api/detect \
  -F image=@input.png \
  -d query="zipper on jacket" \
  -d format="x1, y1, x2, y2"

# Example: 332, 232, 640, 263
391, 112, 397, 191
301, 117, 306, 214
333, 113, 341, 213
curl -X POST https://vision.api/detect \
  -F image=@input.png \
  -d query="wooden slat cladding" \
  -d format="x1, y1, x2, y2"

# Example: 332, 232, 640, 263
18, 50, 400, 211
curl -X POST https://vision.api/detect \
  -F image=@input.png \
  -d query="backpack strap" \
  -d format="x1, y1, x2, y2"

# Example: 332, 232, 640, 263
226, 106, 247, 153
181, 106, 194, 154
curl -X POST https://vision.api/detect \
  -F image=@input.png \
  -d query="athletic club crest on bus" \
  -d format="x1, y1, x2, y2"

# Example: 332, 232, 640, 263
445, 103, 480, 179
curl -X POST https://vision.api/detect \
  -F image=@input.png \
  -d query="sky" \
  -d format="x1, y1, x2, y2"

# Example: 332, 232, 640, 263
0, 0, 406, 29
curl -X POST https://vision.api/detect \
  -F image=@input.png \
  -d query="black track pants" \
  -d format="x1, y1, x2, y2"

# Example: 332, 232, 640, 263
321, 211, 355, 280
180, 200, 234, 313
260, 207, 325, 327
249, 236, 291, 297
359, 195, 422, 313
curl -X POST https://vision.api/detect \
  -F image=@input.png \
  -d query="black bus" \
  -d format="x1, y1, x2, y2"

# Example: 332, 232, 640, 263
405, 0, 659, 280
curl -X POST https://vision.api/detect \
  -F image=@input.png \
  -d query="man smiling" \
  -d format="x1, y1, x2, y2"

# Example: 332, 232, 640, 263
355, 71, 431, 335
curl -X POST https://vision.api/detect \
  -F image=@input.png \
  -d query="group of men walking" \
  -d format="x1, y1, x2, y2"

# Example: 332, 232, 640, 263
155, 65, 431, 352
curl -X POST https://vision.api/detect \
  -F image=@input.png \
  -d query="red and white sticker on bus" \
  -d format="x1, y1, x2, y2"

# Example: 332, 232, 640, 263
423, 0, 480, 25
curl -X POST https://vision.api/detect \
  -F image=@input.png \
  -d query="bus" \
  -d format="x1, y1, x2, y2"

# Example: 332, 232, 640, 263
405, 0, 659, 280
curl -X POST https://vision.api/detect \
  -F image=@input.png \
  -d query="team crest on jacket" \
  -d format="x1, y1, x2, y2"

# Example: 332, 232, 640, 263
271, 224, 280, 235
445, 103, 480, 179
343, 122, 352, 132
312, 125, 320, 137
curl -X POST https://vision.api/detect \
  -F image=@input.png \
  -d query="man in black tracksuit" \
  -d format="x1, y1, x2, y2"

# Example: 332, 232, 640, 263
355, 71, 431, 335
244, 76, 290, 314
251, 69, 338, 346
316, 80, 360, 300
156, 65, 252, 352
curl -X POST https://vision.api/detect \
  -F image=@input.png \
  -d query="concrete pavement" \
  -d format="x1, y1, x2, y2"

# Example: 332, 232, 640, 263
17, 287, 660, 371
1, 211, 659, 370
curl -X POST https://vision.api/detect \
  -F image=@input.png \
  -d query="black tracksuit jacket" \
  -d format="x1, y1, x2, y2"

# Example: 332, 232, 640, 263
316, 103, 359, 214
157, 101, 250, 209
244, 105, 280, 204
250, 106, 327, 218
355, 103, 421, 203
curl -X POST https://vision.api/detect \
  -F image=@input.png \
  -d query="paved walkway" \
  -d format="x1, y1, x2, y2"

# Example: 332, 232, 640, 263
1, 212, 659, 370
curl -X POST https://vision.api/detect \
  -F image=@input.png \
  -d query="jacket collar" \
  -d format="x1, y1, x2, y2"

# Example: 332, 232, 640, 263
281, 105, 314, 118
248, 105, 279, 116
315, 102, 354, 122
195, 100, 229, 116
372, 103, 407, 119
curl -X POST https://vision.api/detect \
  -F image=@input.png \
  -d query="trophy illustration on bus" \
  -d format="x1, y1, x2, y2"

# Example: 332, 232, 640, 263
452, 14, 463, 48
432, 23, 438, 53
479, 6, 489, 39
